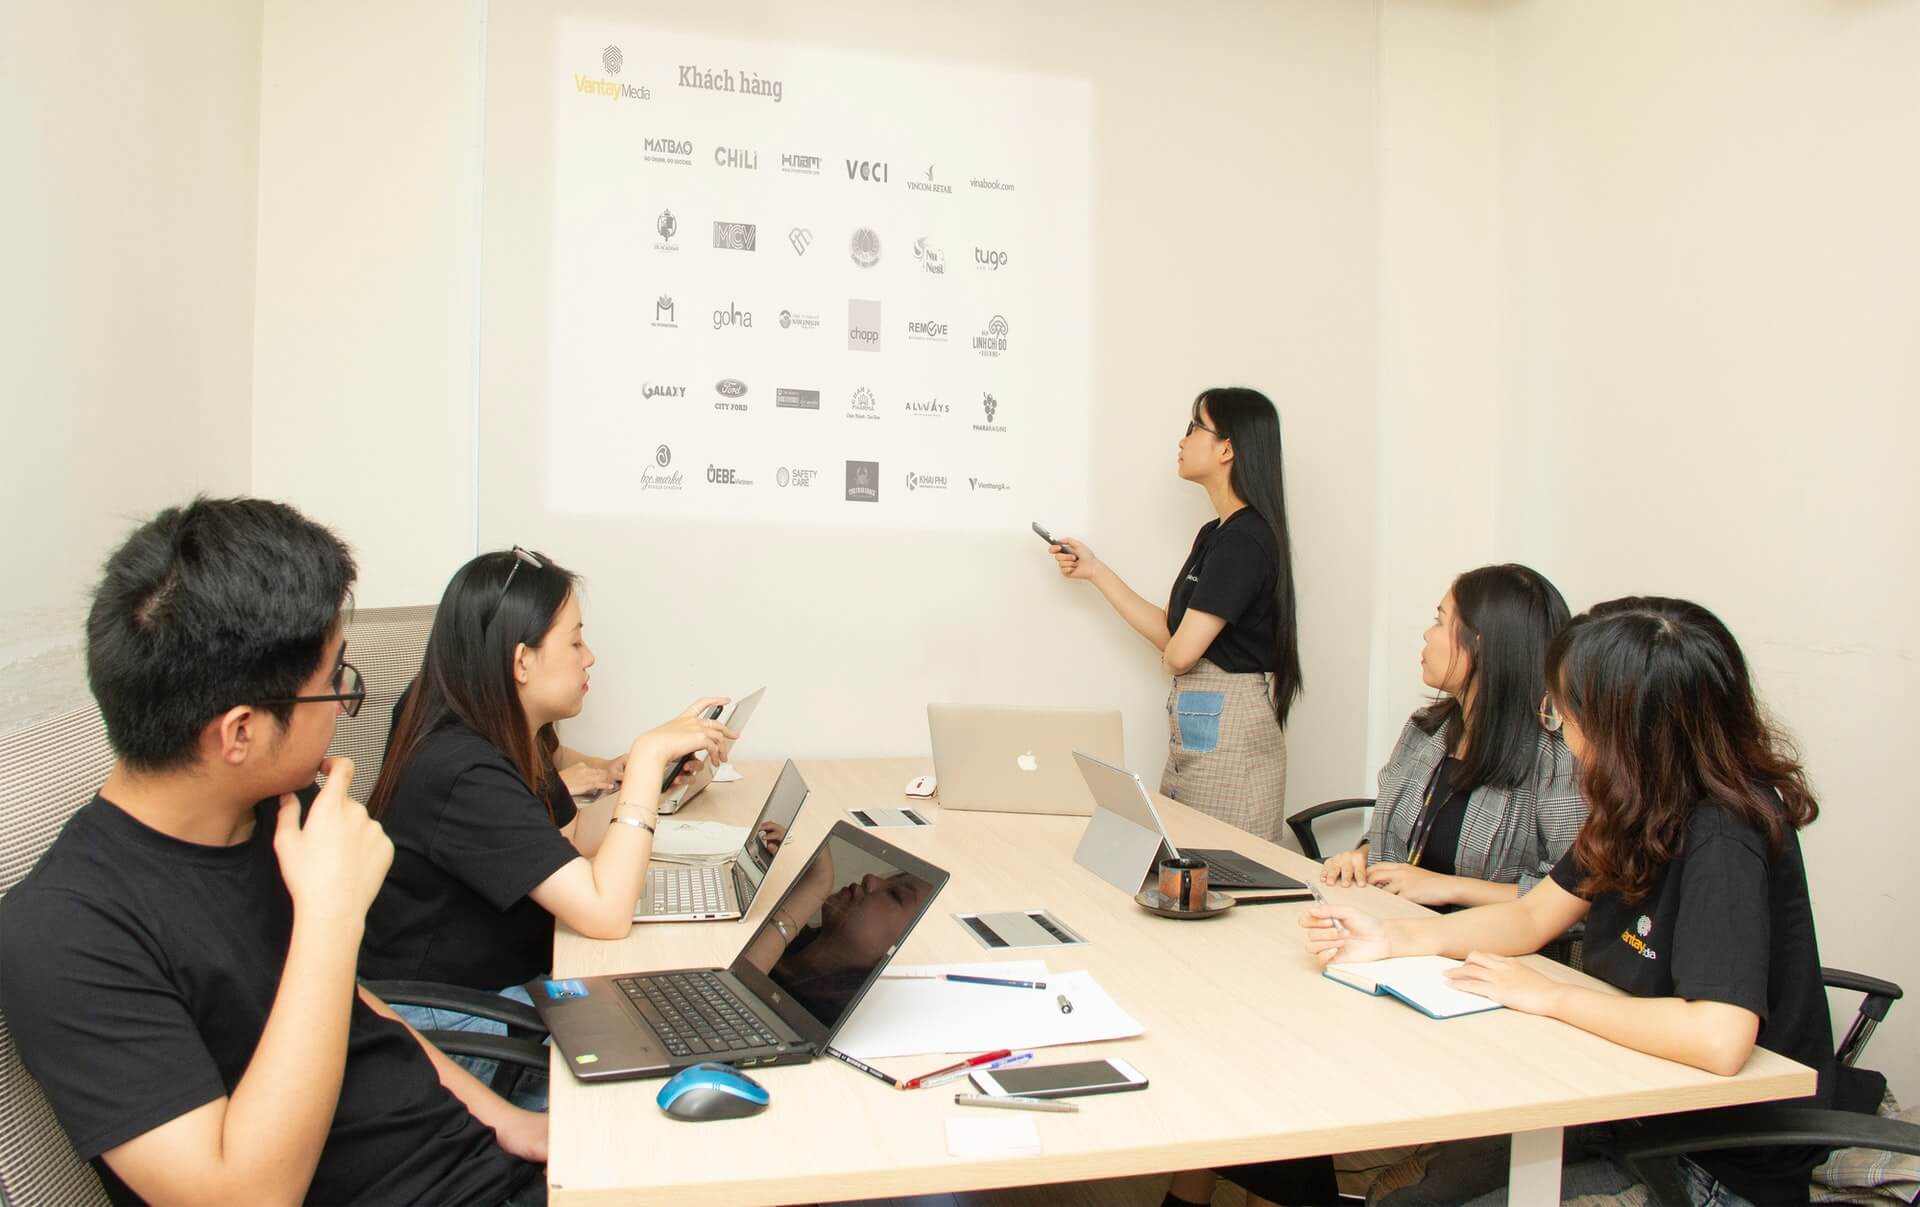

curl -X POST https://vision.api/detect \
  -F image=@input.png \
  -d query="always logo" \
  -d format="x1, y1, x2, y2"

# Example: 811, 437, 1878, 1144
904, 397, 949, 416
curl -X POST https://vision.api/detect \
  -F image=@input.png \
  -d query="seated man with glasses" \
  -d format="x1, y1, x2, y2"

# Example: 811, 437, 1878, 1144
0, 497, 546, 1206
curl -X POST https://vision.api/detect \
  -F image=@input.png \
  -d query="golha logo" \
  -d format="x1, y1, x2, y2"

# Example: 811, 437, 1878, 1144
712, 302, 752, 329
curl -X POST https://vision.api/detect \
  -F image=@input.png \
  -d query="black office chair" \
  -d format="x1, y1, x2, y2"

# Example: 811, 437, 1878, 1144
1287, 796, 1375, 862
362, 980, 551, 1097
1602, 967, 1916, 1204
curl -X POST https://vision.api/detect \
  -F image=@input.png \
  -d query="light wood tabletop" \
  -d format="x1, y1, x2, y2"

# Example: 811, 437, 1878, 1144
545, 759, 1814, 1205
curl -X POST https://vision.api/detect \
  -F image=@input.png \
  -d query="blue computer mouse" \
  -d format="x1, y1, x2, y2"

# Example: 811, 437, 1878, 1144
655, 1062, 771, 1121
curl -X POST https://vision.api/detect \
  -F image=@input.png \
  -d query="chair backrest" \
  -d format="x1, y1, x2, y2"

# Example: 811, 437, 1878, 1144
325, 604, 436, 803
0, 705, 117, 1206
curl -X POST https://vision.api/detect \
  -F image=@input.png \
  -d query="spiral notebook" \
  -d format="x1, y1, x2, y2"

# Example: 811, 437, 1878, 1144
1324, 956, 1503, 1020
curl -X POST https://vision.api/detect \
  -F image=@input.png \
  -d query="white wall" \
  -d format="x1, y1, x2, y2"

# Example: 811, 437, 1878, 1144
0, 0, 263, 728
473, 0, 1383, 808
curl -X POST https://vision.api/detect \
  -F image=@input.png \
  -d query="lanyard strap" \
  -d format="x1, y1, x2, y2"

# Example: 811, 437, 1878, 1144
1405, 758, 1454, 868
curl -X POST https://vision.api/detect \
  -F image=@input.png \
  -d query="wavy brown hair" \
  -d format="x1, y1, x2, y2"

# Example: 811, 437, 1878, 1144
1547, 596, 1817, 903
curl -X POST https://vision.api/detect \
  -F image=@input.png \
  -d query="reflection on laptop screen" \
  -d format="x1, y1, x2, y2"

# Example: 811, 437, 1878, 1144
736, 831, 938, 1034
738, 761, 809, 893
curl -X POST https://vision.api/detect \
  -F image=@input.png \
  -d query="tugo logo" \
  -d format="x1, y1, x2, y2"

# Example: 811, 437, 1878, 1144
847, 299, 882, 351
712, 302, 753, 329
907, 318, 948, 341
713, 145, 758, 170
642, 382, 686, 399
973, 314, 1010, 356
713, 221, 757, 251
651, 295, 677, 328
913, 236, 945, 274
789, 227, 813, 255
849, 227, 881, 268
975, 246, 1009, 271
845, 158, 889, 183
845, 460, 879, 502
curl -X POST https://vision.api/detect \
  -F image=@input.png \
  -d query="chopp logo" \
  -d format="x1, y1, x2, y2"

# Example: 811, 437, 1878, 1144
713, 221, 757, 251
848, 299, 882, 351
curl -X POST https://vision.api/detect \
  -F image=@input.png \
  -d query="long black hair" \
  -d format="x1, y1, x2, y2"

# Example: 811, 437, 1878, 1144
1548, 596, 1816, 902
1193, 387, 1302, 725
1415, 563, 1571, 790
368, 548, 579, 821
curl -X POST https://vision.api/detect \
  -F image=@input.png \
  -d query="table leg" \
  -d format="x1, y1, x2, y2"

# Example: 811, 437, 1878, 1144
1508, 1126, 1563, 1205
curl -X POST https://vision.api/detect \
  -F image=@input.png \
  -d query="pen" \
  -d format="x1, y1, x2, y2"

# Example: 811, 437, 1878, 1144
822, 1045, 901, 1090
879, 973, 1048, 990
1308, 880, 1347, 935
920, 1052, 1033, 1089
901, 1048, 1013, 1090
1230, 892, 1314, 905
954, 1093, 1079, 1114
1056, 993, 1073, 1014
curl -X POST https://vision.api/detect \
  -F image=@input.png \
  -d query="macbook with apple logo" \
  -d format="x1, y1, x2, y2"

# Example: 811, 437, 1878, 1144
926, 703, 1123, 816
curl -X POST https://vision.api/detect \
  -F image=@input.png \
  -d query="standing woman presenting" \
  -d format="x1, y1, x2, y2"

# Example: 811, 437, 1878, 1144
1051, 387, 1302, 841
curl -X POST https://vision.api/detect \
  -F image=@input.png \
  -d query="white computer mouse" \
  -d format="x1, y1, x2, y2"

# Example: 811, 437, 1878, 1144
904, 774, 937, 798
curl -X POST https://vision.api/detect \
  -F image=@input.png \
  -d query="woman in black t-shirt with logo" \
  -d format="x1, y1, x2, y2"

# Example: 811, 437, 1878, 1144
1049, 387, 1302, 842
1298, 597, 1833, 1206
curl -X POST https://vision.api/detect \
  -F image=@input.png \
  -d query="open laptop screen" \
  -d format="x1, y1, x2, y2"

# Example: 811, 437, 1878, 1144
729, 822, 947, 1044
736, 759, 810, 897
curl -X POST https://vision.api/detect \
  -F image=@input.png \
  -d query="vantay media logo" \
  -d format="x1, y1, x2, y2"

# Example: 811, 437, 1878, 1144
575, 45, 650, 102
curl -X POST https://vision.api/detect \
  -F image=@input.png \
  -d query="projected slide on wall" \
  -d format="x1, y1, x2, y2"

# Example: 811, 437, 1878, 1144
545, 22, 1091, 531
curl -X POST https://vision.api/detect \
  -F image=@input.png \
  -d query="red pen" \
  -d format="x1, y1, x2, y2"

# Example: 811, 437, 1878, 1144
900, 1049, 1013, 1090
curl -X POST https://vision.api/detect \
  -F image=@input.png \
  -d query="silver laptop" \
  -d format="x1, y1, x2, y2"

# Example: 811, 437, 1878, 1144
1071, 752, 1306, 893
659, 687, 766, 815
637, 759, 808, 922
928, 703, 1123, 815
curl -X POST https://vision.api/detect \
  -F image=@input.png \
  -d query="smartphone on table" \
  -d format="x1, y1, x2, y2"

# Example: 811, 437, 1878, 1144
969, 1057, 1147, 1100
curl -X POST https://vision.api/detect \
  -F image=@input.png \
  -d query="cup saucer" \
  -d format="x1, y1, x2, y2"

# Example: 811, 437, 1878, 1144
1134, 887, 1236, 919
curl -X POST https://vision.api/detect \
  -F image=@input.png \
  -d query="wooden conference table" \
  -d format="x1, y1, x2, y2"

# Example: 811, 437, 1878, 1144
546, 759, 1813, 1205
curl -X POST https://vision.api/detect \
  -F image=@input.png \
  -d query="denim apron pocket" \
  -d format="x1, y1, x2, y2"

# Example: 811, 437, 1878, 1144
1173, 691, 1226, 753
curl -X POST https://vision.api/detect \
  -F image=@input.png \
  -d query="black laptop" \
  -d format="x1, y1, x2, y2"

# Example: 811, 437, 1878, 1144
530, 820, 948, 1082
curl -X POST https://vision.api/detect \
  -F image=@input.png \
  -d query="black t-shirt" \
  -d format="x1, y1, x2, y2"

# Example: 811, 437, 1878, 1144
361, 722, 580, 991
1411, 757, 1470, 879
0, 796, 528, 1206
1550, 800, 1834, 1204
1166, 507, 1280, 674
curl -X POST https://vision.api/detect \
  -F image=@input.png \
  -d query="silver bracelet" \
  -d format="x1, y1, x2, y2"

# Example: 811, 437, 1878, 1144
771, 915, 793, 940
613, 815, 656, 834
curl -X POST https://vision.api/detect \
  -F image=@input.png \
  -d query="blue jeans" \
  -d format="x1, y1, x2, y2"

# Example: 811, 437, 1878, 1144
394, 983, 550, 1112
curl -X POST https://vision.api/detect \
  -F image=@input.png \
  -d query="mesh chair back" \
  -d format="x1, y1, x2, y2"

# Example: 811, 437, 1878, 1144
324, 605, 436, 803
0, 705, 117, 1206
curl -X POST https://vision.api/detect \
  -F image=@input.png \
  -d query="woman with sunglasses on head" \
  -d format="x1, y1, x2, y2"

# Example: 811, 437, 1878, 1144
358, 549, 734, 1085
1048, 387, 1302, 842
1296, 597, 1832, 1205
1322, 563, 1583, 910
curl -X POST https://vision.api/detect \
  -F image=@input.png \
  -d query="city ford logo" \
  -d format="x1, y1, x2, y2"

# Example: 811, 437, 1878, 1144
715, 379, 748, 398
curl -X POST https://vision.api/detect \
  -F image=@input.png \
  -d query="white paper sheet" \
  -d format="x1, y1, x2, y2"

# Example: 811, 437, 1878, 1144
835, 966, 1142, 1059
648, 819, 746, 865
710, 762, 744, 783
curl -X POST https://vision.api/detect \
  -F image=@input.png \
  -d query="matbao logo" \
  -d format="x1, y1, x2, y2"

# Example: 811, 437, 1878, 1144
847, 300, 881, 351
776, 466, 820, 488
713, 145, 758, 170
906, 164, 953, 195
968, 476, 1011, 492
781, 153, 821, 175
642, 444, 683, 491
973, 314, 1009, 357
706, 463, 755, 487
904, 396, 949, 417
574, 47, 650, 102
845, 460, 879, 502
849, 227, 881, 268
845, 158, 889, 183
778, 308, 820, 330
643, 138, 693, 167
653, 209, 680, 252
846, 385, 879, 421
775, 387, 820, 410
713, 221, 757, 251
905, 471, 949, 491
712, 301, 753, 329
907, 317, 948, 342
651, 295, 678, 328
642, 381, 686, 400
973, 391, 1006, 432
974, 246, 1009, 271
913, 237, 945, 274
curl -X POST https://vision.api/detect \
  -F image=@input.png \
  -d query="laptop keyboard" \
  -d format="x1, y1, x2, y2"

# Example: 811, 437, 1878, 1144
1207, 858, 1257, 887
648, 864, 728, 915
616, 970, 779, 1059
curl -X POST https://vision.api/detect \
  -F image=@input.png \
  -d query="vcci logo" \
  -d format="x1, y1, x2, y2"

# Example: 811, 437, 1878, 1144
845, 159, 889, 183
712, 301, 753, 329
713, 145, 758, 170
713, 221, 757, 251
847, 300, 882, 351
975, 246, 1009, 271
642, 381, 686, 400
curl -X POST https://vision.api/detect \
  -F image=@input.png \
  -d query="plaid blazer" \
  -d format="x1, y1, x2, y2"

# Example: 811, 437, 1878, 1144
1365, 716, 1586, 894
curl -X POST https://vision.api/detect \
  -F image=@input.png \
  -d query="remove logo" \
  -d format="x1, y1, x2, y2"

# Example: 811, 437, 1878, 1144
973, 314, 1009, 356
847, 299, 882, 351
975, 246, 1009, 270
845, 460, 879, 502
907, 318, 948, 342
713, 221, 757, 251
781, 153, 821, 175
789, 227, 813, 255
775, 387, 820, 410
845, 159, 889, 183
712, 302, 753, 329
913, 236, 945, 274
713, 145, 758, 170
651, 295, 677, 328
849, 227, 881, 268
642, 382, 687, 399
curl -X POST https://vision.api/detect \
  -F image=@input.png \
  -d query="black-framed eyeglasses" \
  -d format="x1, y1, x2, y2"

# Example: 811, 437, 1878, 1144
485, 545, 544, 631
1538, 692, 1563, 734
1185, 418, 1220, 438
260, 658, 367, 718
